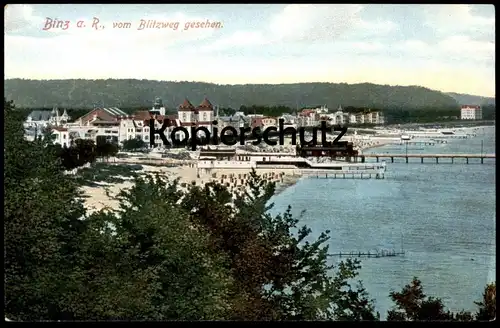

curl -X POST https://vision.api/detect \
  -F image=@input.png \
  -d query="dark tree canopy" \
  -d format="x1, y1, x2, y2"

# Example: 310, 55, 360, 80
5, 79, 464, 110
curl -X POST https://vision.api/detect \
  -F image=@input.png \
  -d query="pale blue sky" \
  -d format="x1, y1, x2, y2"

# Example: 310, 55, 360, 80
4, 4, 495, 96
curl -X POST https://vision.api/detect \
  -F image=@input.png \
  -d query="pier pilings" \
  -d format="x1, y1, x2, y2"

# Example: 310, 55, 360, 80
359, 154, 494, 164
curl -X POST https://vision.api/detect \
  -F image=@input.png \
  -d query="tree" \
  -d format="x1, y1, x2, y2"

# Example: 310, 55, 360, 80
55, 138, 98, 170
475, 283, 495, 321
4, 99, 88, 320
96, 142, 119, 161
179, 169, 379, 320
122, 137, 146, 152
5, 79, 460, 109
387, 277, 477, 321
70, 174, 235, 320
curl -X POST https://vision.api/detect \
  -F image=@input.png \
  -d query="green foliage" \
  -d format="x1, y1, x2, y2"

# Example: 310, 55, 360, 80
73, 163, 142, 186
65, 175, 235, 320
387, 277, 478, 321
474, 283, 496, 321
384, 108, 461, 124
4, 98, 88, 320
480, 104, 496, 120
56, 139, 98, 170
179, 169, 379, 320
5, 79, 461, 110
122, 137, 147, 152
96, 142, 119, 159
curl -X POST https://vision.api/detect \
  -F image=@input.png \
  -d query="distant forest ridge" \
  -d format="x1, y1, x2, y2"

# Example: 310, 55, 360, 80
3, 78, 495, 110
445, 92, 495, 106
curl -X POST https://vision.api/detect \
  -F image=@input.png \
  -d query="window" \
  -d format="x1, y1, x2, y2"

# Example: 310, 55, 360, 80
203, 112, 207, 121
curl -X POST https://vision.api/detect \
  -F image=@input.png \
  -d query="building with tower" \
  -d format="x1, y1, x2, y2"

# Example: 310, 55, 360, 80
177, 97, 215, 139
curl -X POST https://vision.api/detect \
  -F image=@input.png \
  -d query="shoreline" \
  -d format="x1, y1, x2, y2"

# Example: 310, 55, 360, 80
80, 164, 303, 213
274, 174, 302, 195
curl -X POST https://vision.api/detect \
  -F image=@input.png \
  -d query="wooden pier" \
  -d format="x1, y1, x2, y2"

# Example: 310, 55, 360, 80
358, 153, 495, 164
300, 169, 385, 179
328, 249, 405, 258
396, 140, 437, 146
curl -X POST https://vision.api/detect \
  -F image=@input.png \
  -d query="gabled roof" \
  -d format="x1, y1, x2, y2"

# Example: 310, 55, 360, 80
199, 98, 213, 108
143, 114, 180, 127
132, 110, 152, 121
197, 98, 214, 112
75, 108, 118, 125
179, 98, 195, 111
101, 107, 128, 116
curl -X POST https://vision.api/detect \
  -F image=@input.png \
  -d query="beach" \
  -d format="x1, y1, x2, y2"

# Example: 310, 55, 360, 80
81, 162, 302, 213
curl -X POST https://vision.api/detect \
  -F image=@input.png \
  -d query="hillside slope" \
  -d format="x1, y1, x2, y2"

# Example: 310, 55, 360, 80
4, 79, 460, 109
446, 92, 495, 106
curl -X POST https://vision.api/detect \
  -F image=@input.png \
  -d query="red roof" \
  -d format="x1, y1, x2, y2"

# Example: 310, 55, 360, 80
179, 98, 195, 111
299, 110, 316, 117
143, 114, 180, 127
77, 108, 117, 125
52, 127, 68, 132
197, 98, 213, 111
133, 110, 152, 120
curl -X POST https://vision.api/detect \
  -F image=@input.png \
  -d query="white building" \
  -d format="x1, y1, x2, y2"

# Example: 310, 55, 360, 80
332, 105, 349, 125
280, 114, 297, 125
298, 109, 318, 127
315, 105, 329, 114
345, 110, 384, 125
461, 105, 482, 120
177, 98, 215, 139
24, 107, 70, 129
25, 97, 217, 149
68, 106, 180, 147
364, 111, 384, 124
51, 127, 71, 148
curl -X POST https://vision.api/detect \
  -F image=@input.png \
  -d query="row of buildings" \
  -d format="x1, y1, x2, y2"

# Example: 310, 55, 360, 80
23, 99, 385, 149
297, 105, 384, 126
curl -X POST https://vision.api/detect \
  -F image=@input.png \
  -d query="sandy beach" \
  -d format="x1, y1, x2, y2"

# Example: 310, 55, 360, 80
81, 163, 302, 214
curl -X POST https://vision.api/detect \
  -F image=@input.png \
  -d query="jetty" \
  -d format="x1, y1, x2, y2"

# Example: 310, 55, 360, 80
301, 169, 385, 179
358, 153, 495, 164
328, 249, 405, 258
198, 150, 387, 179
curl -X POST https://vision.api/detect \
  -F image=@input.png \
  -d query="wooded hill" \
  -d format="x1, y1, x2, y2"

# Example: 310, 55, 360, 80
5, 78, 462, 110
446, 92, 495, 106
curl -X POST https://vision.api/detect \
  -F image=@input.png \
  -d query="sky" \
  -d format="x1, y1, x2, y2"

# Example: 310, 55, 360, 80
4, 4, 496, 97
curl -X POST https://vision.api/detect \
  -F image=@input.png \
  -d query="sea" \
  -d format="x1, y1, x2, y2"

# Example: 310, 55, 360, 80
269, 126, 496, 319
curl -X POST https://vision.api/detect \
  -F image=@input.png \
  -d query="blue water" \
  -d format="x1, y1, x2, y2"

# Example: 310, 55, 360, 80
269, 126, 496, 319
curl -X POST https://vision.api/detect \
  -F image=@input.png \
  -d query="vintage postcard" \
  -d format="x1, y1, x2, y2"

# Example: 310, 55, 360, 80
4, 4, 496, 322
